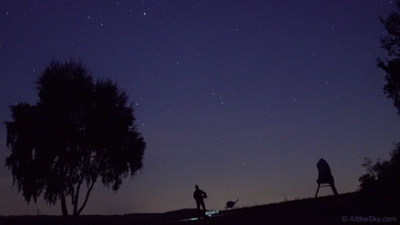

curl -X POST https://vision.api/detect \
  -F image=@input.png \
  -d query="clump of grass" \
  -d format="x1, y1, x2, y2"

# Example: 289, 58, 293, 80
283, 193, 288, 202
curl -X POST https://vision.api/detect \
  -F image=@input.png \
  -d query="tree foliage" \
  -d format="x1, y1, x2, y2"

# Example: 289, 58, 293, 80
359, 1, 400, 193
359, 144, 400, 192
378, 1, 400, 114
5, 60, 145, 217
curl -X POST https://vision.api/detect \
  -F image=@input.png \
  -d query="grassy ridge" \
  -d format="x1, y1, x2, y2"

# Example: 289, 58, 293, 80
1, 192, 399, 225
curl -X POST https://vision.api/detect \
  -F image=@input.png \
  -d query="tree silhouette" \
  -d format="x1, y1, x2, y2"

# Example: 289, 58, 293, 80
5, 60, 145, 218
359, 0, 400, 194
359, 144, 400, 192
377, 1, 400, 114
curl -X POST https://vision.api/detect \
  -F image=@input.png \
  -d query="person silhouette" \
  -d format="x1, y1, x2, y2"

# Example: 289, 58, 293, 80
193, 185, 207, 219
315, 158, 339, 198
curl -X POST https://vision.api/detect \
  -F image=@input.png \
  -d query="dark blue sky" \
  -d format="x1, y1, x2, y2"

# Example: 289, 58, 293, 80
1, 0, 399, 215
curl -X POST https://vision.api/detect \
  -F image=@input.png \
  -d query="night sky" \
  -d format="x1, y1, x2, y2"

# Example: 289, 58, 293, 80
1, 0, 399, 216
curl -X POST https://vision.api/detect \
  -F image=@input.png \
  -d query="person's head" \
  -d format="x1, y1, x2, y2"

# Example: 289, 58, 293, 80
195, 185, 199, 190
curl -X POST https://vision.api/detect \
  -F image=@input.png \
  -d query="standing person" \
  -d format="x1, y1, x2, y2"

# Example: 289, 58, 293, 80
193, 185, 207, 219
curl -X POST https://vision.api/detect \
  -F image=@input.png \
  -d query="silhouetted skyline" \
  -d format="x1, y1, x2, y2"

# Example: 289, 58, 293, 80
1, 0, 400, 215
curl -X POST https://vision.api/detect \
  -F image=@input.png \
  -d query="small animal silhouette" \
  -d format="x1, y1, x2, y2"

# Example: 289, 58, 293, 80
225, 199, 239, 209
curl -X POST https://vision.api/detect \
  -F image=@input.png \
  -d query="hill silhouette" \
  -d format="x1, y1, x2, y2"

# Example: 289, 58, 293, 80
1, 191, 398, 225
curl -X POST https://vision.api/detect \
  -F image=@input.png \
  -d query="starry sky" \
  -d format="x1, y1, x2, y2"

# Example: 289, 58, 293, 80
1, 0, 399, 216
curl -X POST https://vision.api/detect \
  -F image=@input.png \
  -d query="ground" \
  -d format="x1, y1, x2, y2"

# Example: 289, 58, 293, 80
1, 192, 399, 225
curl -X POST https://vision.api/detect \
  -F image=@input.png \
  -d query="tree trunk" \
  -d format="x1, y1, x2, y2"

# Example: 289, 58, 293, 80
76, 181, 95, 215
61, 193, 68, 217
72, 181, 82, 216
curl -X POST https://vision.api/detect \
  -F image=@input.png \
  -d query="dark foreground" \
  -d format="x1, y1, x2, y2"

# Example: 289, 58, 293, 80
1, 192, 399, 225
